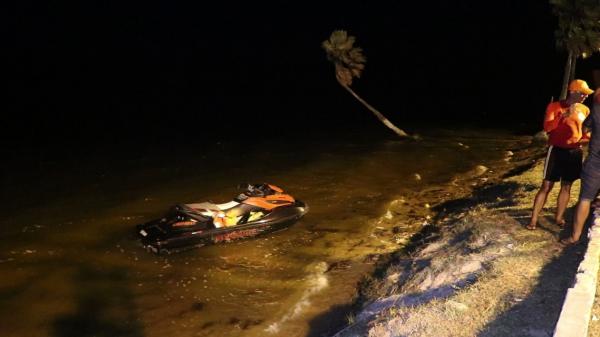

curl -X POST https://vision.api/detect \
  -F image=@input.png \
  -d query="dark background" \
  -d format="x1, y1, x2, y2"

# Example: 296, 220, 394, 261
7, 1, 600, 150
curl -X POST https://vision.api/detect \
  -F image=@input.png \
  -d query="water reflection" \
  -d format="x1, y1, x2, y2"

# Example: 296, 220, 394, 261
53, 266, 144, 337
0, 130, 529, 337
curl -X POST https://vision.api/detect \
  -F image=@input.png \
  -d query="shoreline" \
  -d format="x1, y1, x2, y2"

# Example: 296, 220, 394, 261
328, 138, 593, 337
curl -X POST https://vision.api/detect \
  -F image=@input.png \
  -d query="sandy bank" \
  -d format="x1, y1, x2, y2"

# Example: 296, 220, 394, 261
332, 141, 595, 337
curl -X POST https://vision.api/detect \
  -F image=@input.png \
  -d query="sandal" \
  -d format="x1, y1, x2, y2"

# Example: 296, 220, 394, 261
526, 224, 537, 230
560, 237, 579, 246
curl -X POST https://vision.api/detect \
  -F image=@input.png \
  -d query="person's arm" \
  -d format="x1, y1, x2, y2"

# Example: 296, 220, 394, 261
565, 118, 581, 144
566, 106, 589, 144
543, 103, 562, 132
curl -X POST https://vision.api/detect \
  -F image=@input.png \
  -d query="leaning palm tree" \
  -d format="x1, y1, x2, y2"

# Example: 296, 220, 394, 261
322, 30, 409, 138
550, 0, 600, 99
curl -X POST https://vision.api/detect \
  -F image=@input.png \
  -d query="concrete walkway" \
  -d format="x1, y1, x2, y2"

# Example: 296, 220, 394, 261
554, 209, 600, 337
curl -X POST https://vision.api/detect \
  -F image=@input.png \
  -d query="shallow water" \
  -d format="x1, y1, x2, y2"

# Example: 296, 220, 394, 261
0, 128, 530, 337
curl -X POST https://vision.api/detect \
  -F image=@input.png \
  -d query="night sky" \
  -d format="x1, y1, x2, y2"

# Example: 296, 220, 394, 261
7, 1, 600, 150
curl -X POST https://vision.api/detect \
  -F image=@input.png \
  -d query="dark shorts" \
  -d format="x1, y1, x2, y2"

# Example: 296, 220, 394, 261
543, 146, 583, 183
579, 156, 600, 201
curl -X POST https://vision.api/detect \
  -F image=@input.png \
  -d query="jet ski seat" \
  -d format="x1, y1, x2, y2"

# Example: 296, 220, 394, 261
187, 201, 239, 211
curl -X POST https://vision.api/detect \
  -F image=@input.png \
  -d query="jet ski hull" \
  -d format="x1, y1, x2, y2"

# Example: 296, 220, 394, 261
137, 200, 307, 254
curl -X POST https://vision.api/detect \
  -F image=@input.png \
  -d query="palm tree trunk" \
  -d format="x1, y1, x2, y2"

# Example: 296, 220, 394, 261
560, 50, 575, 100
569, 56, 577, 83
340, 82, 409, 138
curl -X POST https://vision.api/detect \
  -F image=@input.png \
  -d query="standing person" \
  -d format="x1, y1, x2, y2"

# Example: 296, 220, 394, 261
527, 79, 593, 230
561, 88, 600, 245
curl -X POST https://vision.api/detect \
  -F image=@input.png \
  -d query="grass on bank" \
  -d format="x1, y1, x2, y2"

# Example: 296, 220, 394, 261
337, 155, 590, 337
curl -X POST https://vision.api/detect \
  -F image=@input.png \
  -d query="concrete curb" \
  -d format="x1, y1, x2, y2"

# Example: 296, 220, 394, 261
554, 209, 600, 337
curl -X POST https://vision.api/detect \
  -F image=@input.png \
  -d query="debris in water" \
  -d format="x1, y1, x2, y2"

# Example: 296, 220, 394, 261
395, 237, 409, 244
474, 165, 488, 176
326, 260, 352, 272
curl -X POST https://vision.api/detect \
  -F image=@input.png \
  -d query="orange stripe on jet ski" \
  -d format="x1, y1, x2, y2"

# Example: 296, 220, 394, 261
242, 194, 295, 210
172, 220, 197, 227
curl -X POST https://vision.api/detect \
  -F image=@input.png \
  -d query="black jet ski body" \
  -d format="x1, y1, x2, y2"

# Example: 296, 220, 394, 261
136, 183, 307, 254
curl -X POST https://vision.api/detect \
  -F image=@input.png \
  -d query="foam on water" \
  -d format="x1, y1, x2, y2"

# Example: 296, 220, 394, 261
266, 261, 329, 333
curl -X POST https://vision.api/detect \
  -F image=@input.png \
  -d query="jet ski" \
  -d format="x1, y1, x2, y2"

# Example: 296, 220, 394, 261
136, 183, 308, 254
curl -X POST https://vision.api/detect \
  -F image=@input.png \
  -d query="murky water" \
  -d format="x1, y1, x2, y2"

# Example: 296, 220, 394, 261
0, 128, 530, 337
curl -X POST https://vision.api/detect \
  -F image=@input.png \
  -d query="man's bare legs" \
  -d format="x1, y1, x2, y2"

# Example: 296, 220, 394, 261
528, 180, 555, 229
555, 181, 573, 226
562, 198, 591, 244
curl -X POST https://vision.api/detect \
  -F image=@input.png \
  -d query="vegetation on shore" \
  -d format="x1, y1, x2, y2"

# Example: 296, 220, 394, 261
333, 142, 593, 337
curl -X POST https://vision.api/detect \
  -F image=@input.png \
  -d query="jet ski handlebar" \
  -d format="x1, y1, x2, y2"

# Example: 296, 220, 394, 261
236, 183, 282, 198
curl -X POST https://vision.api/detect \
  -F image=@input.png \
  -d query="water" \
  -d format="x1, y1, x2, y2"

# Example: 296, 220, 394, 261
0, 128, 531, 337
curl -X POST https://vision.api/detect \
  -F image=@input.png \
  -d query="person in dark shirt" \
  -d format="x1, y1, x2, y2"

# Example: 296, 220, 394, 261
527, 79, 593, 230
562, 88, 600, 245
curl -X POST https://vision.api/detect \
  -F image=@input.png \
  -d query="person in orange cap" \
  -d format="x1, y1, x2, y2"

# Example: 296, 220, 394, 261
561, 88, 600, 245
527, 79, 593, 230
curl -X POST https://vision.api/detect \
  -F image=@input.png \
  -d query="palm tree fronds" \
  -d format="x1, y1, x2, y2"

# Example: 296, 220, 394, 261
550, 0, 600, 98
551, 0, 600, 57
322, 30, 367, 86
